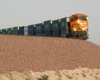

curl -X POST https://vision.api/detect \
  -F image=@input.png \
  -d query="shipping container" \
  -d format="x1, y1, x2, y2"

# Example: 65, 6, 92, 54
28, 25, 35, 35
60, 17, 70, 30
24, 26, 28, 35
35, 23, 43, 33
0, 30, 2, 34
7, 28, 13, 34
35, 32, 43, 36
13, 27, 19, 35
52, 31, 61, 37
2, 29, 7, 34
52, 19, 60, 31
44, 32, 52, 36
19, 26, 28, 35
61, 30, 69, 37
19, 26, 24, 35
43, 20, 52, 32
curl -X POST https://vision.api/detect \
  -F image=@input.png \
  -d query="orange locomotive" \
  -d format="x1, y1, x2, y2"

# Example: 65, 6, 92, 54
69, 14, 89, 40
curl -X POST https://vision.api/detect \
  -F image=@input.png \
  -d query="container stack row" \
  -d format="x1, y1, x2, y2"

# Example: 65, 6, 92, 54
0, 17, 70, 38
44, 20, 52, 36
60, 17, 70, 37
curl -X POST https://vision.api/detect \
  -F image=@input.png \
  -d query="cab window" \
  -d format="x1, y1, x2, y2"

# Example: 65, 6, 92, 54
79, 16, 87, 21
71, 17, 78, 22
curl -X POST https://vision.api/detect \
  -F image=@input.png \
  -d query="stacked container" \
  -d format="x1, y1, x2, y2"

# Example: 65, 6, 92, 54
0, 30, 2, 34
60, 17, 70, 37
28, 25, 35, 35
2, 29, 7, 34
13, 26, 19, 35
43, 20, 52, 36
19, 26, 28, 35
7, 28, 13, 34
52, 19, 61, 37
24, 26, 28, 35
35, 23, 43, 36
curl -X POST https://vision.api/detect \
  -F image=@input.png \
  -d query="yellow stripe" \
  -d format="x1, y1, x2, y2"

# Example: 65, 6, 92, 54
76, 30, 82, 31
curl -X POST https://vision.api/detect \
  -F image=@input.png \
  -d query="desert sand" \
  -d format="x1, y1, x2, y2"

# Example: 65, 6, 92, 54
0, 67, 100, 80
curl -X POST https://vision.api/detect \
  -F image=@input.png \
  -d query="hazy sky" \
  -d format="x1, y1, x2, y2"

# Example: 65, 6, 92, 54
0, 0, 100, 45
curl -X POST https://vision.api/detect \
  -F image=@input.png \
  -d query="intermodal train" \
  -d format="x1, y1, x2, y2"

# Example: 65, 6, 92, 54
0, 13, 89, 40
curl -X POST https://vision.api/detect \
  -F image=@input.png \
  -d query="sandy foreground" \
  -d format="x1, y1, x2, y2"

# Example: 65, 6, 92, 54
0, 67, 100, 80
0, 34, 100, 80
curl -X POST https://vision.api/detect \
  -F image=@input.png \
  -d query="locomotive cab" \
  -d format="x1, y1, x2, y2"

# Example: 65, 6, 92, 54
69, 14, 89, 40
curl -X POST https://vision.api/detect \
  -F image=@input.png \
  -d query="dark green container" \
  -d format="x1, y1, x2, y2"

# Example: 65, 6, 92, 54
13, 27, 19, 35
7, 28, 13, 34
2, 29, 7, 34
61, 30, 69, 37
43, 20, 52, 32
52, 19, 60, 31
0, 30, 2, 34
60, 17, 70, 30
35, 33, 43, 36
35, 23, 43, 33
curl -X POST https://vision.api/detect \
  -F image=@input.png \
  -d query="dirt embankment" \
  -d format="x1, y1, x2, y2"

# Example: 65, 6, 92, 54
0, 34, 100, 79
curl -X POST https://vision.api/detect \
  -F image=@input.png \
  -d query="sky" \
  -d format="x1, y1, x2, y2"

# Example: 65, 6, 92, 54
0, 0, 100, 45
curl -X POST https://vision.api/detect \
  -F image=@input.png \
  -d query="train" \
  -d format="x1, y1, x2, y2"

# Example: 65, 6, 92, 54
0, 13, 89, 40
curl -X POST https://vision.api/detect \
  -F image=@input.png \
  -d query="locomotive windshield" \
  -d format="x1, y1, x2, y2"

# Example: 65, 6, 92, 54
71, 17, 78, 21
79, 16, 87, 21
71, 16, 87, 21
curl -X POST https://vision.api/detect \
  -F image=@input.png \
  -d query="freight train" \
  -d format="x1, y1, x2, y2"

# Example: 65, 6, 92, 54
0, 13, 89, 40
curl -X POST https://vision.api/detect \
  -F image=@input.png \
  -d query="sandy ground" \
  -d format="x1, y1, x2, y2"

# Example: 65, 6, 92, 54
0, 67, 100, 80
0, 34, 100, 80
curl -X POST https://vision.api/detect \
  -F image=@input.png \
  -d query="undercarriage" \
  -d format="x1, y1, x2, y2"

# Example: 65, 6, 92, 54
71, 35, 88, 40
69, 30, 89, 40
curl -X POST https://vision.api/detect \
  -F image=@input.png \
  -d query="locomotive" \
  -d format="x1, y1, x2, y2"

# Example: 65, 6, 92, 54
69, 14, 89, 40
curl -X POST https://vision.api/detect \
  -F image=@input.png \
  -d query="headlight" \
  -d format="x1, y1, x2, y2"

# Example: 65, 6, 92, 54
82, 28, 85, 31
74, 28, 76, 31
78, 20, 80, 23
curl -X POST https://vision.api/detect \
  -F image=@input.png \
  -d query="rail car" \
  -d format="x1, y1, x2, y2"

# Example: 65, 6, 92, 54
0, 13, 89, 40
